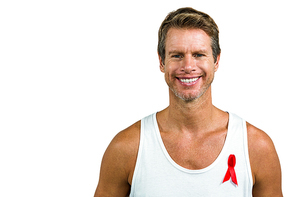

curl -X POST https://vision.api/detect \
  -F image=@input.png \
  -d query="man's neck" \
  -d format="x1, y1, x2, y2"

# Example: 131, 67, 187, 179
159, 87, 221, 134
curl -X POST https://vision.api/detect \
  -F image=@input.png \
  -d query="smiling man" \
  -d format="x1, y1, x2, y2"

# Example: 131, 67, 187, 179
94, 7, 282, 197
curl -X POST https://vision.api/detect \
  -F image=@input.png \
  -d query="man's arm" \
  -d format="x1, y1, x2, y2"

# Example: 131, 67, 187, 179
247, 123, 283, 197
94, 122, 140, 197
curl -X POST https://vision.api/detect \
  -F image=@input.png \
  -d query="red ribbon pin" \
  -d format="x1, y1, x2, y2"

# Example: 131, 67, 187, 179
223, 154, 238, 186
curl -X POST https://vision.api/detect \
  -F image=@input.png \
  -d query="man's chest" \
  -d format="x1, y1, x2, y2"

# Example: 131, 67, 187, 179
160, 130, 227, 170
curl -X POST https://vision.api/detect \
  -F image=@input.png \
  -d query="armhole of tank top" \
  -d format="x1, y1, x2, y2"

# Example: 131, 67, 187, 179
242, 119, 253, 187
129, 118, 144, 196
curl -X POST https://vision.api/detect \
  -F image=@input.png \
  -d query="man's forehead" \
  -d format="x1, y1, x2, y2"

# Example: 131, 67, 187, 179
166, 28, 211, 53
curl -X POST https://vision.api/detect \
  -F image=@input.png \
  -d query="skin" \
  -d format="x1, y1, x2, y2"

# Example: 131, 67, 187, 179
94, 28, 282, 197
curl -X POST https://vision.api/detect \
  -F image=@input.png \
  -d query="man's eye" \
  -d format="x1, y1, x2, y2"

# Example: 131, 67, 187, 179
194, 54, 204, 57
172, 55, 182, 58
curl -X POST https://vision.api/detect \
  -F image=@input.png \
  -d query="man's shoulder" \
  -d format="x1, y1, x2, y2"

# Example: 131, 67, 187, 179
246, 122, 281, 189
96, 121, 141, 196
99, 121, 141, 184
108, 120, 141, 157
246, 122, 275, 155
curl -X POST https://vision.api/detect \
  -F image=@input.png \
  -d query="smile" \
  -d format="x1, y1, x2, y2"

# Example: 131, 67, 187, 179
179, 77, 200, 84
180, 77, 199, 83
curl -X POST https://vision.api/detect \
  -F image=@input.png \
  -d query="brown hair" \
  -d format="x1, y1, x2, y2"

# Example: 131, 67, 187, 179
158, 7, 221, 64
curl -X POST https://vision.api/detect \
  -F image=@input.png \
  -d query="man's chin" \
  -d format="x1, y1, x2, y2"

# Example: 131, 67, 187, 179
178, 94, 199, 102
170, 88, 201, 102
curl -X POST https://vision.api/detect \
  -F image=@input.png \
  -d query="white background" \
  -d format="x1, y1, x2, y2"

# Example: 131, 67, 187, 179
1, 0, 295, 196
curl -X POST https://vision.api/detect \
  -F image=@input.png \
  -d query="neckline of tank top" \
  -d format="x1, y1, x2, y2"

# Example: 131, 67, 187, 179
152, 112, 234, 174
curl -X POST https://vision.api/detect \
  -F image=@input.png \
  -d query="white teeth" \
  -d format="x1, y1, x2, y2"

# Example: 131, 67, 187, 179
180, 77, 199, 83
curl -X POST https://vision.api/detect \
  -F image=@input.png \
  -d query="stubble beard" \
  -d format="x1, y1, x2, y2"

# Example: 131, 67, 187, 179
169, 75, 214, 102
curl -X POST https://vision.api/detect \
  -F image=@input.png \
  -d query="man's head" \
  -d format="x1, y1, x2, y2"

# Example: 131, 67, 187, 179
158, 7, 220, 65
157, 8, 221, 102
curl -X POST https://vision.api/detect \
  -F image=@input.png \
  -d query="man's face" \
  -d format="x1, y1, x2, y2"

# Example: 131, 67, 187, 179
159, 28, 220, 102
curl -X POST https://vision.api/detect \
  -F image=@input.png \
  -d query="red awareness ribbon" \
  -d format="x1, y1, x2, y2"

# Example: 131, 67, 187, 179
222, 154, 238, 186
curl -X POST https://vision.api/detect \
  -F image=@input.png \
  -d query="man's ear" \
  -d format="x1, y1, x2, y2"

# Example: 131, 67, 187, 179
214, 53, 221, 72
158, 53, 165, 73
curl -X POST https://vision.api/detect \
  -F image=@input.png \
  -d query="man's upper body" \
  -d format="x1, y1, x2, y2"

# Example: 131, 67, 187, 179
94, 7, 282, 197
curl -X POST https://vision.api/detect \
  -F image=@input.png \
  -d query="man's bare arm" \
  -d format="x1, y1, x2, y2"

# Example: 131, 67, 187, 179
94, 122, 140, 197
247, 123, 283, 197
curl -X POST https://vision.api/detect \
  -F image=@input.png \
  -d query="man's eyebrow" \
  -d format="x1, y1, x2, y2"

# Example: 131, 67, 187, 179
168, 49, 208, 55
168, 50, 183, 55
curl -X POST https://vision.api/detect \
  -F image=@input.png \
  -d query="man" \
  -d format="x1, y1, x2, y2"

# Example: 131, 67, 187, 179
94, 7, 282, 196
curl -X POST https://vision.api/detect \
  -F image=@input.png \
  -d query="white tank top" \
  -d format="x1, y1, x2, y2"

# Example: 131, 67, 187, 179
130, 112, 253, 196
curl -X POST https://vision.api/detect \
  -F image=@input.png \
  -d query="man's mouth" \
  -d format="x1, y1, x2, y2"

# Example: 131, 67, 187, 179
178, 77, 200, 84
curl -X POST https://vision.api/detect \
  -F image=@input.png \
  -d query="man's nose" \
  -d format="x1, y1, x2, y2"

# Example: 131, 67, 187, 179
181, 56, 196, 73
